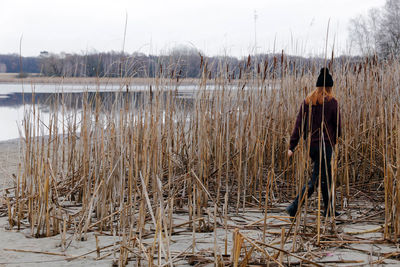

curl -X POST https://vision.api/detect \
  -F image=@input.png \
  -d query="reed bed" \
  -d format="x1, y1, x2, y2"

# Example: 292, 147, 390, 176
5, 54, 400, 265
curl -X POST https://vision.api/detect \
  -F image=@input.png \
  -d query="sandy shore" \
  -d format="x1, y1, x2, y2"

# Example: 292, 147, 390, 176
0, 139, 117, 266
0, 139, 21, 191
0, 139, 399, 266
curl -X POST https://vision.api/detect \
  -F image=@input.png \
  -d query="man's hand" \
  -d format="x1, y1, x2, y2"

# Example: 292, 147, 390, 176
288, 150, 293, 158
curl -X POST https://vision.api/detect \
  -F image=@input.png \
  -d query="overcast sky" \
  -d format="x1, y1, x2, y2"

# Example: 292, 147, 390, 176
1, 0, 384, 57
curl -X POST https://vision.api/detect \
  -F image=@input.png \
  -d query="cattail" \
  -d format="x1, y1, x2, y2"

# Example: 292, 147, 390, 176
7, 53, 400, 265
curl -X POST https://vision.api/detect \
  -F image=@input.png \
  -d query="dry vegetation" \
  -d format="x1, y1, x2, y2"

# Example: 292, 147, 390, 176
3, 54, 400, 266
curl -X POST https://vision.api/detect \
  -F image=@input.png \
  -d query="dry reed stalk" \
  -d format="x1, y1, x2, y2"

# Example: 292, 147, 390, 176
7, 53, 400, 265
279, 227, 285, 264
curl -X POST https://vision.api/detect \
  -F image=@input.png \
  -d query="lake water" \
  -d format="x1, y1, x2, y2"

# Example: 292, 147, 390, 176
0, 83, 197, 142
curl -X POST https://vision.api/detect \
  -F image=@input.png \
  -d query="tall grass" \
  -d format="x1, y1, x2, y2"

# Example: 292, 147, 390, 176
7, 54, 400, 265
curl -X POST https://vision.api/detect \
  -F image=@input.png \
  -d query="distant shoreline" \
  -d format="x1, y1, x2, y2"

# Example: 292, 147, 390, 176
0, 73, 265, 87
0, 74, 203, 86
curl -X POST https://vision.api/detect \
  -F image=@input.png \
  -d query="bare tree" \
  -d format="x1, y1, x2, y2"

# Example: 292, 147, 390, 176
349, 0, 400, 57
378, 0, 400, 56
348, 9, 380, 56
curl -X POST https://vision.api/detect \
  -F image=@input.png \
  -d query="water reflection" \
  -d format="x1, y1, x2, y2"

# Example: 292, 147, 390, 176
0, 90, 195, 142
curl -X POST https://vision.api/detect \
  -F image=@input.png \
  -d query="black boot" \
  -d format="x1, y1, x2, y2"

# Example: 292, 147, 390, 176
286, 182, 314, 218
286, 202, 297, 217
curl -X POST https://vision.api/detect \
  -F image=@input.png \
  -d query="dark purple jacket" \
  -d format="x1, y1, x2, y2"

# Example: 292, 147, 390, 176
289, 97, 341, 151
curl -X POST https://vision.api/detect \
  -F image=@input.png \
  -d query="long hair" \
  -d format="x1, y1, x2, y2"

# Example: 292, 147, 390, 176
305, 87, 333, 105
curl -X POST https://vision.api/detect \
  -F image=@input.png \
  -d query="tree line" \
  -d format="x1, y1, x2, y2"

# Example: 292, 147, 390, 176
0, 54, 39, 74
0, 47, 362, 79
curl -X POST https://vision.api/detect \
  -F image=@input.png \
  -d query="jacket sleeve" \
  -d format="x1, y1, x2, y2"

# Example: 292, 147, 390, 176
336, 102, 342, 139
289, 101, 307, 151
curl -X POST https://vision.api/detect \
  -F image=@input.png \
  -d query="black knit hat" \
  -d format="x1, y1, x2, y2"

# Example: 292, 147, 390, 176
316, 68, 333, 87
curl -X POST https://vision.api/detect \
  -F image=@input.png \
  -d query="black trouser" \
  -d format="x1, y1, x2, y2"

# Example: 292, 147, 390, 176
291, 144, 333, 213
